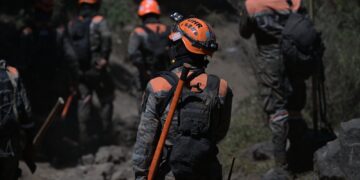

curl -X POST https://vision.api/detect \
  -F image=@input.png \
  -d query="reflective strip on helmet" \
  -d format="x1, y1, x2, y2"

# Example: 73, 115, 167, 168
169, 32, 182, 42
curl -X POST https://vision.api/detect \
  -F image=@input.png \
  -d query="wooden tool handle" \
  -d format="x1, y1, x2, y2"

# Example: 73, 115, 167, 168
61, 94, 74, 119
148, 64, 191, 180
33, 97, 64, 146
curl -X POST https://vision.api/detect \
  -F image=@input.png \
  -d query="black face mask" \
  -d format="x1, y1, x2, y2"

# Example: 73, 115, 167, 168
168, 40, 208, 70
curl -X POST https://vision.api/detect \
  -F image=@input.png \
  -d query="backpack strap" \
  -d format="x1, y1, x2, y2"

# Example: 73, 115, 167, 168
152, 71, 179, 115
152, 71, 179, 87
153, 69, 205, 116
205, 74, 221, 96
187, 69, 205, 82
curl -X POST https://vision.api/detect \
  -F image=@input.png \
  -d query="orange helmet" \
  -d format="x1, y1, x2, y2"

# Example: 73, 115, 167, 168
138, 0, 161, 17
79, 0, 98, 4
34, 0, 54, 13
169, 13, 218, 56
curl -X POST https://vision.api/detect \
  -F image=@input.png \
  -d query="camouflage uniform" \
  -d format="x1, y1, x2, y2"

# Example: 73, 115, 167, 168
67, 12, 114, 147
128, 17, 170, 91
132, 66, 233, 180
0, 60, 34, 180
239, 0, 308, 166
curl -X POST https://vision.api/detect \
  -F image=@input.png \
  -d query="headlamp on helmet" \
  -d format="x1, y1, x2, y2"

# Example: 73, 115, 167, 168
169, 12, 218, 56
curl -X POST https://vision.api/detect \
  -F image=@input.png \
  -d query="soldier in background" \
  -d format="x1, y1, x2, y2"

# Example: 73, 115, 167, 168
66, 0, 114, 151
128, 0, 170, 91
239, 0, 309, 171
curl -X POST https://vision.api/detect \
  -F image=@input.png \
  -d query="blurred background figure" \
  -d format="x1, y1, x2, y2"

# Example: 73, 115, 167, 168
19, 0, 77, 165
19, 0, 69, 115
128, 0, 170, 92
0, 60, 34, 180
66, 0, 114, 153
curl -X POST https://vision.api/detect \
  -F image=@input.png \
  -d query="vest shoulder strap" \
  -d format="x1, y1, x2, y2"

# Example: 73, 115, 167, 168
205, 74, 220, 96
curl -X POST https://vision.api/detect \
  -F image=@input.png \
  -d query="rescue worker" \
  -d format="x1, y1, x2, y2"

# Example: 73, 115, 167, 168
0, 60, 34, 180
67, 0, 114, 149
128, 0, 171, 91
20, 0, 73, 115
132, 14, 233, 180
239, 0, 309, 169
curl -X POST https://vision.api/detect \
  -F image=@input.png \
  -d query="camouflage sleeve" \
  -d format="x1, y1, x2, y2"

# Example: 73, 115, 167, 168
214, 85, 233, 143
132, 83, 162, 180
62, 28, 82, 83
98, 19, 112, 61
127, 30, 144, 66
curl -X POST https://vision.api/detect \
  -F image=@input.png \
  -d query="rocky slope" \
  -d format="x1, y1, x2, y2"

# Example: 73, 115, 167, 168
314, 119, 360, 180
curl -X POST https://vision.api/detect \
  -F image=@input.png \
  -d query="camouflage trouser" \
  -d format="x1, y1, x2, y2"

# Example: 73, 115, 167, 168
255, 45, 307, 166
0, 157, 19, 180
77, 69, 114, 150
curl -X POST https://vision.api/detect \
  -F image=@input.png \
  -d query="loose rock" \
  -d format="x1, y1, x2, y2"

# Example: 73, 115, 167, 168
250, 141, 274, 161
314, 119, 360, 180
